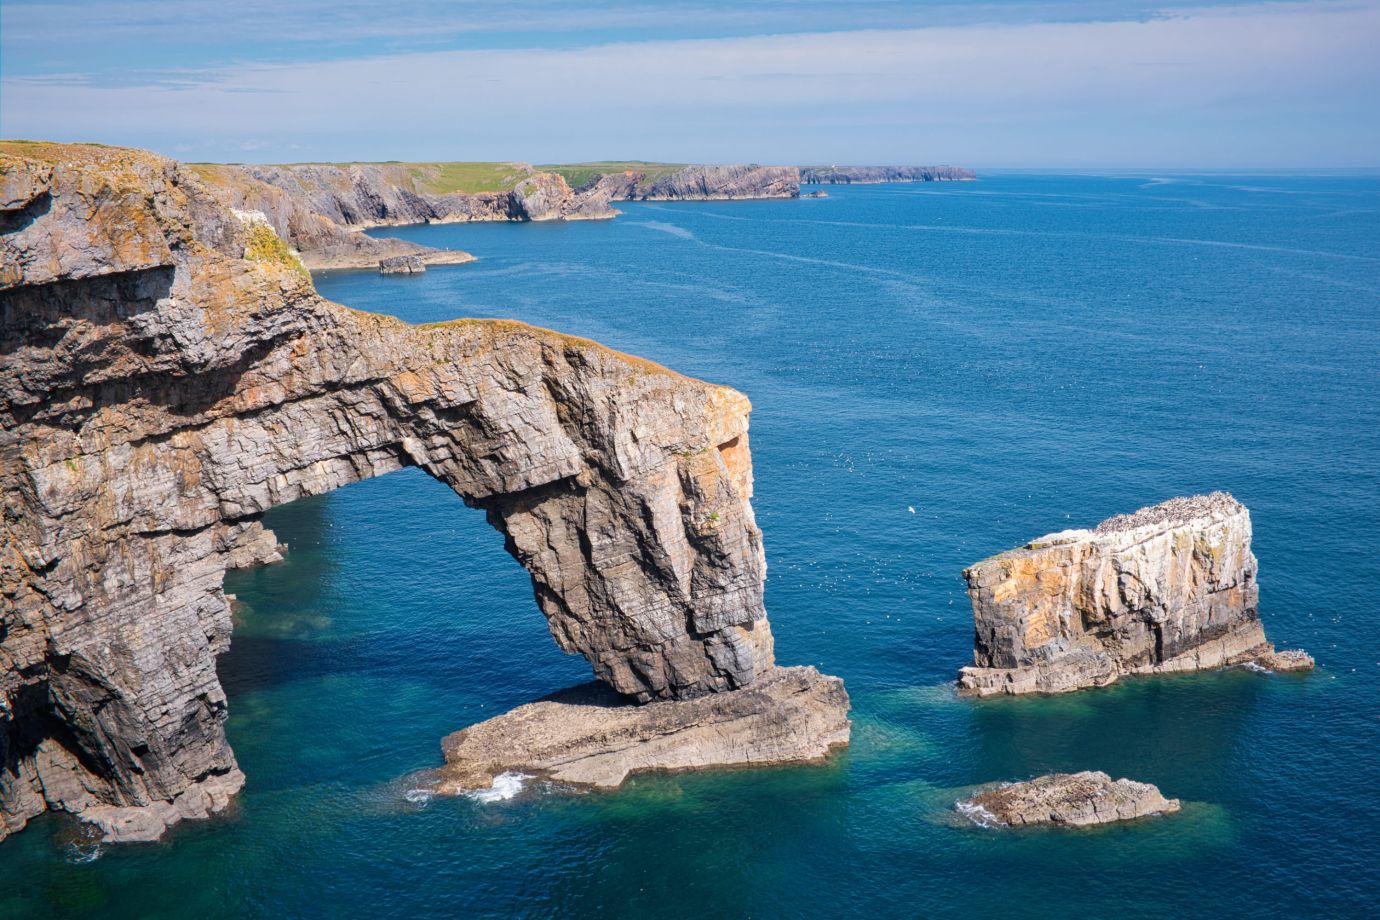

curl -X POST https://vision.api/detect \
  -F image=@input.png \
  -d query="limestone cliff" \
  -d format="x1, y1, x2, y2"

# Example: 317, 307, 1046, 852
0, 142, 844, 844
584, 165, 801, 202
193, 161, 805, 269
191, 160, 975, 271
957, 493, 1312, 696
801, 165, 976, 184
194, 161, 622, 270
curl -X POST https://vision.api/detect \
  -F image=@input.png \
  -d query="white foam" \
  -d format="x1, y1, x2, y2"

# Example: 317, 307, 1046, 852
65, 839, 103, 864
1240, 661, 1270, 674
466, 771, 532, 803
631, 220, 696, 241
403, 788, 435, 808
956, 799, 1005, 829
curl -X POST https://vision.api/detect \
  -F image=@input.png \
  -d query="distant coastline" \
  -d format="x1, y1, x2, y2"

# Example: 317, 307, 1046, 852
187, 158, 976, 270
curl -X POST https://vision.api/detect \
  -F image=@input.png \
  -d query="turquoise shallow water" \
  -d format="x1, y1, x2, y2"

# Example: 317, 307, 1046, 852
4, 175, 1380, 917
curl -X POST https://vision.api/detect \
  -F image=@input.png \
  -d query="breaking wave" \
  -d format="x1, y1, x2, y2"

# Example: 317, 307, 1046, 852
955, 799, 1004, 829
465, 771, 532, 803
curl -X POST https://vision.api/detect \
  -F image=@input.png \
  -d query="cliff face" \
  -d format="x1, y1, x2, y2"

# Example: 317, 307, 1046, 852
0, 143, 805, 842
194, 162, 809, 269
193, 161, 976, 271
193, 162, 612, 269
957, 494, 1308, 696
588, 165, 801, 201
801, 165, 975, 184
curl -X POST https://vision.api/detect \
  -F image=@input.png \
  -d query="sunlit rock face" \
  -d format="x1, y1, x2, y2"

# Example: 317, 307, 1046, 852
957, 493, 1309, 696
0, 142, 790, 842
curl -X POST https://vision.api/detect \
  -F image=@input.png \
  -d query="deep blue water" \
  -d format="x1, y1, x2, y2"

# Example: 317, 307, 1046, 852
4, 175, 1379, 917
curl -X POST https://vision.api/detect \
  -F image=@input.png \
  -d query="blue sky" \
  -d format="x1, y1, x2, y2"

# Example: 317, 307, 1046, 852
2, 0, 1377, 166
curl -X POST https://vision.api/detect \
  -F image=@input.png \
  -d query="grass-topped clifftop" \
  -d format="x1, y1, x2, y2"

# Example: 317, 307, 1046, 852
183, 157, 693, 196
540, 161, 686, 189
406, 162, 530, 195
188, 160, 533, 196
243, 221, 310, 281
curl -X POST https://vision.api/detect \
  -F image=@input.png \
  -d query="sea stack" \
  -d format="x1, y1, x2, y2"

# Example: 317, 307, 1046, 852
958, 772, 1180, 828
957, 493, 1313, 696
379, 254, 426, 274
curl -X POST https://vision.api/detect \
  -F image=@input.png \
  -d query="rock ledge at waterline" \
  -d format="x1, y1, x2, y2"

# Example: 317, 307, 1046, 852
958, 771, 1179, 828
438, 666, 850, 793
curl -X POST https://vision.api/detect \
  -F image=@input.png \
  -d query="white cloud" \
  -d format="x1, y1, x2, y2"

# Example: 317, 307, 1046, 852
4, 1, 1377, 165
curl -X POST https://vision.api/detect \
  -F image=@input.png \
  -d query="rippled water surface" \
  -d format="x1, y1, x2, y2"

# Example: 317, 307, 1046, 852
4, 175, 1379, 918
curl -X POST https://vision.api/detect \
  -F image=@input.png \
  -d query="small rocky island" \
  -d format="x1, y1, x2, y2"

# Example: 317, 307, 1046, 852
958, 493, 1313, 696
959, 771, 1180, 828
379, 254, 425, 275
438, 667, 849, 793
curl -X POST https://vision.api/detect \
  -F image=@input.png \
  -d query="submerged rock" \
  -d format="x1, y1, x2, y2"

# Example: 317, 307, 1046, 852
959, 771, 1180, 828
957, 493, 1311, 696
438, 666, 849, 792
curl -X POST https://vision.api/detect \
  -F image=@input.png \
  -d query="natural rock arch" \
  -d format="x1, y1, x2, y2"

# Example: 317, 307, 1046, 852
0, 145, 776, 841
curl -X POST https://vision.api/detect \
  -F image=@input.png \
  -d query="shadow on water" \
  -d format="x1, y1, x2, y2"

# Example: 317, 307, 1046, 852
962, 669, 1265, 795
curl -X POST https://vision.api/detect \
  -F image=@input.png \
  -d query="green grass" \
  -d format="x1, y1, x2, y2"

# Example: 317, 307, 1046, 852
243, 222, 310, 280
540, 161, 686, 189
191, 160, 530, 195
408, 162, 529, 194
187, 159, 692, 195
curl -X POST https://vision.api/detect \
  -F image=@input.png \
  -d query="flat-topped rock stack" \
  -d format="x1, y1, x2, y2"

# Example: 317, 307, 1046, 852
379, 254, 426, 274
958, 493, 1312, 696
959, 771, 1180, 828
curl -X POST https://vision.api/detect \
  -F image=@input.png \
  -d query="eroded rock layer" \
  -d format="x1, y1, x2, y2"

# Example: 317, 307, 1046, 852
957, 493, 1310, 696
437, 666, 849, 792
0, 142, 799, 842
958, 771, 1180, 828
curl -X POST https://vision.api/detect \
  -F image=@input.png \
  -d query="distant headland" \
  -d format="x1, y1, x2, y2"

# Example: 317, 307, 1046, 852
183, 157, 975, 270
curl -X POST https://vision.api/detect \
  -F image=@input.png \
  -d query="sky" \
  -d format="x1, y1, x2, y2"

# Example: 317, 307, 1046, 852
2, 0, 1378, 167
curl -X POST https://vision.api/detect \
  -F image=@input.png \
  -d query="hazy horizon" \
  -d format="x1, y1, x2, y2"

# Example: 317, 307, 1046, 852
3, 1, 1378, 169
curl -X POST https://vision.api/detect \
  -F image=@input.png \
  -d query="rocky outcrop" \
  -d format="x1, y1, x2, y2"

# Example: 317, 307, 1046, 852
0, 142, 841, 844
190, 163, 479, 270
585, 165, 800, 202
801, 165, 976, 184
436, 666, 849, 793
957, 493, 1311, 696
379, 255, 425, 275
188, 160, 977, 270
193, 162, 613, 269
958, 771, 1180, 828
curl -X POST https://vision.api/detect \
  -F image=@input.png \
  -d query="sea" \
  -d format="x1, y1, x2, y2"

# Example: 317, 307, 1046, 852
3, 174, 1378, 918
